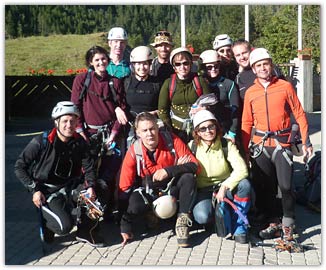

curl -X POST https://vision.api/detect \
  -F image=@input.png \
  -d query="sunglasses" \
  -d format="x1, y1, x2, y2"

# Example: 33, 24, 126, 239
156, 31, 171, 37
206, 64, 220, 71
218, 48, 232, 54
198, 124, 216, 133
174, 61, 190, 67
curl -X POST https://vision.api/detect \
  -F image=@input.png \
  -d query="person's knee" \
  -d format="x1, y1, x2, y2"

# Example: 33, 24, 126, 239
48, 221, 73, 236
236, 178, 251, 198
193, 201, 212, 224
127, 191, 149, 215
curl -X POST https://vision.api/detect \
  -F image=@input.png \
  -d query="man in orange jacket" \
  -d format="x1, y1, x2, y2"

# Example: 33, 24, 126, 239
241, 48, 313, 251
118, 112, 199, 248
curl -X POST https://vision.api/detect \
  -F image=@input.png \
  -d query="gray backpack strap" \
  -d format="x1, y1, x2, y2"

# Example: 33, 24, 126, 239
133, 139, 143, 177
190, 140, 197, 155
159, 127, 176, 165
221, 137, 228, 159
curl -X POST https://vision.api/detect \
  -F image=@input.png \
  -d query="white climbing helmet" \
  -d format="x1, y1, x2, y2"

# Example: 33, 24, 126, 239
130, 46, 154, 62
51, 101, 80, 120
152, 195, 177, 219
199, 50, 221, 64
213, 34, 233, 50
249, 48, 272, 67
107, 27, 128, 40
193, 109, 217, 129
169, 47, 193, 65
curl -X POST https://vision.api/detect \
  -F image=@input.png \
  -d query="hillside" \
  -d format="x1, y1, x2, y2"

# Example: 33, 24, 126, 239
5, 32, 108, 76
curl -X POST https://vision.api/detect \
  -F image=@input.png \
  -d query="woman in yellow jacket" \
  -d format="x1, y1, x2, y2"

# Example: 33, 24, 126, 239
189, 110, 251, 244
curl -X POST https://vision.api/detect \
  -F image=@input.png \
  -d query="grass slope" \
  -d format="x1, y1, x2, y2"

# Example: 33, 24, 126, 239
5, 32, 108, 76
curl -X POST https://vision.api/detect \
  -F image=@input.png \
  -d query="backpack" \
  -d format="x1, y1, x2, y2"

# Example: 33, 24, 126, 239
78, 70, 118, 105
296, 150, 321, 212
168, 73, 203, 100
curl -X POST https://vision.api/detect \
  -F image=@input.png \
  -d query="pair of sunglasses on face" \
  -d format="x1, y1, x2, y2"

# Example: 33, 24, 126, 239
206, 64, 220, 71
197, 124, 216, 133
174, 61, 190, 67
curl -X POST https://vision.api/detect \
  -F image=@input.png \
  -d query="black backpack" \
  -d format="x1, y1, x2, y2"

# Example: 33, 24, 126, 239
296, 150, 321, 212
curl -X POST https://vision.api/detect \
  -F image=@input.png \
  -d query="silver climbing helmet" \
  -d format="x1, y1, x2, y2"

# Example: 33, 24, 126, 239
51, 101, 80, 120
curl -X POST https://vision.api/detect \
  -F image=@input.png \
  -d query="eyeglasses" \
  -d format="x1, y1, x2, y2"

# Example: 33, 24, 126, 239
206, 64, 220, 71
174, 61, 190, 67
156, 31, 171, 37
198, 124, 216, 133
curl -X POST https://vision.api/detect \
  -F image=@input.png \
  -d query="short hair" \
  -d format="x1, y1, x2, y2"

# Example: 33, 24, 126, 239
134, 112, 158, 130
231, 39, 251, 52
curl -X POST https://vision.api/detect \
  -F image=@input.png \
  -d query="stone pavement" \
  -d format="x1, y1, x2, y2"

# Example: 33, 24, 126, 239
4, 113, 321, 267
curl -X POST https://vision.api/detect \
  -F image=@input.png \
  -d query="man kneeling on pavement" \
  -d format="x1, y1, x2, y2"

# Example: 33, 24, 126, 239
15, 101, 107, 248
118, 112, 199, 247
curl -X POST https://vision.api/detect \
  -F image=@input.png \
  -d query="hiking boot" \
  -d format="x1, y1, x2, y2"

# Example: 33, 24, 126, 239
259, 223, 282, 239
76, 229, 106, 248
175, 213, 192, 247
275, 226, 303, 253
282, 225, 294, 241
145, 211, 160, 230
43, 226, 55, 244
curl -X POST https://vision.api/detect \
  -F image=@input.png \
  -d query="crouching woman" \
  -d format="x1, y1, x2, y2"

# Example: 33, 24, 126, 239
189, 110, 251, 243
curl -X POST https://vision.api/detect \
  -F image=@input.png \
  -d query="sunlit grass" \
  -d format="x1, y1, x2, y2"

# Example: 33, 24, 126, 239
5, 32, 108, 75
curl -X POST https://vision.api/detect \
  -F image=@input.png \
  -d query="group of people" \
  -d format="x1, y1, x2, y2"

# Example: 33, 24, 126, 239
15, 26, 313, 252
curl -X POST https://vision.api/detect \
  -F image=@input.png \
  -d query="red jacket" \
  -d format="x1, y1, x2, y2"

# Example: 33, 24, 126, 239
241, 77, 310, 153
119, 133, 199, 193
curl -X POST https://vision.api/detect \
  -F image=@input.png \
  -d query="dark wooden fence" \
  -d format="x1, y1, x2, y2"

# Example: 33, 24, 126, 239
5, 74, 321, 122
6, 76, 75, 121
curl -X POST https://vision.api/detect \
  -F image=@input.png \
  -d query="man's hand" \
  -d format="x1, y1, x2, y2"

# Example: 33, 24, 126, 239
115, 107, 128, 125
32, 191, 46, 208
121, 232, 134, 247
152, 169, 168, 182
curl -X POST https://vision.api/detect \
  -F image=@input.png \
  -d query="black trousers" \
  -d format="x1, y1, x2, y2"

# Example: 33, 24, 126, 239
120, 172, 196, 233
251, 146, 295, 224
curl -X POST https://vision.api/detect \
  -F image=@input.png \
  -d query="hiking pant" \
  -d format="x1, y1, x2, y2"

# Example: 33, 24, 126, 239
120, 173, 196, 233
193, 178, 251, 225
252, 146, 295, 226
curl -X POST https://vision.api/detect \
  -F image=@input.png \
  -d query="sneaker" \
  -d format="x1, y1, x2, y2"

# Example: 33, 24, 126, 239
259, 223, 282, 239
233, 224, 248, 244
43, 226, 55, 244
76, 230, 106, 248
175, 213, 192, 247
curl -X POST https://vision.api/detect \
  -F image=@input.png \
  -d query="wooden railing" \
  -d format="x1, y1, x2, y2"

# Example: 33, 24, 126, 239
6, 76, 75, 120
5, 73, 321, 122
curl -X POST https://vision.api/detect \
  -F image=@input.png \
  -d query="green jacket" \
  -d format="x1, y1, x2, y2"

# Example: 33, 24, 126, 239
158, 73, 211, 131
188, 137, 248, 190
